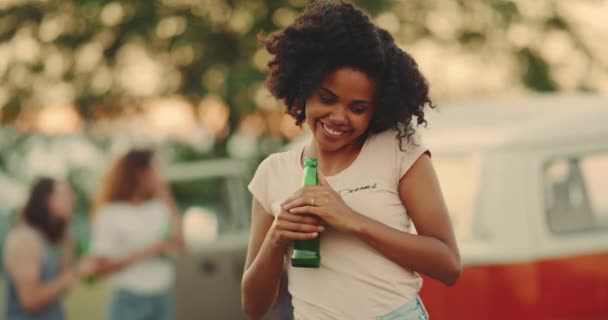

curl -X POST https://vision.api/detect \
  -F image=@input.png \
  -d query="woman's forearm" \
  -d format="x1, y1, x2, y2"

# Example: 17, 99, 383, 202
241, 234, 287, 319
160, 192, 181, 231
158, 189, 185, 251
19, 270, 75, 313
352, 214, 461, 286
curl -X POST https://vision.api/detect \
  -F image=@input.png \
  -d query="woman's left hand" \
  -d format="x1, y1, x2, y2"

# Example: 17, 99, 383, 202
281, 173, 363, 234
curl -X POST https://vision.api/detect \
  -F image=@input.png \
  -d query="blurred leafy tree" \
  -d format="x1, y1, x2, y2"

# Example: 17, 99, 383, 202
0, 0, 605, 127
0, 0, 391, 124
390, 0, 605, 96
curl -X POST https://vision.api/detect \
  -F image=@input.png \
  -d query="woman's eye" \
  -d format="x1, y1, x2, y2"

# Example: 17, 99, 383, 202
351, 105, 367, 114
319, 95, 335, 104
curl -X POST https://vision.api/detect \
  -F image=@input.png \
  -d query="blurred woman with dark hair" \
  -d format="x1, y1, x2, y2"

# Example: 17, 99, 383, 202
90, 149, 183, 320
3, 177, 95, 320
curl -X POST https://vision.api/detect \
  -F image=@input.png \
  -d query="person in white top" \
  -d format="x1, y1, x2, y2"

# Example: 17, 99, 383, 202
90, 149, 184, 320
242, 1, 461, 319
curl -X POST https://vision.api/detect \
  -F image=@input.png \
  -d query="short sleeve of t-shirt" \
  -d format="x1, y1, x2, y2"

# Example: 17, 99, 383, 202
248, 154, 275, 214
397, 133, 431, 179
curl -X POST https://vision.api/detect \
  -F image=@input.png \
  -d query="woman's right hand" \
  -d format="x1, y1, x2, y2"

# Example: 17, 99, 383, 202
65, 256, 96, 286
269, 209, 324, 247
75, 256, 97, 278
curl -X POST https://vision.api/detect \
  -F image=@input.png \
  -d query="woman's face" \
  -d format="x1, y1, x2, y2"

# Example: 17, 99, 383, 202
137, 158, 161, 198
47, 181, 75, 220
305, 67, 376, 153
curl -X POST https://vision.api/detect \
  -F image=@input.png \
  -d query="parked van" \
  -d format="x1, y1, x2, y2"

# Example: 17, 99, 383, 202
417, 94, 608, 320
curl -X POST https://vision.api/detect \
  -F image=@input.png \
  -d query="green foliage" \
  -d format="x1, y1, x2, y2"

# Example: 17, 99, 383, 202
2, 0, 602, 125
0, 0, 391, 124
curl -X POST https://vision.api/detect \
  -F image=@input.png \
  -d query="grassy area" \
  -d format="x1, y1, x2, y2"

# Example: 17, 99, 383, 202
0, 275, 112, 320
65, 279, 112, 320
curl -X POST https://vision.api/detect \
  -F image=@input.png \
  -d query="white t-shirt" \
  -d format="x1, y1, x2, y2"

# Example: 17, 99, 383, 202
91, 200, 175, 294
249, 130, 429, 320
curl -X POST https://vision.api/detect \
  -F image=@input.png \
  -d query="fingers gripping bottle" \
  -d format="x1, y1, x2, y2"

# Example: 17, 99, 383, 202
291, 158, 321, 268
75, 239, 96, 285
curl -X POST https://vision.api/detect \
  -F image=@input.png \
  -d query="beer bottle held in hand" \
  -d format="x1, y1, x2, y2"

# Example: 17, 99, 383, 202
76, 239, 97, 285
291, 158, 321, 268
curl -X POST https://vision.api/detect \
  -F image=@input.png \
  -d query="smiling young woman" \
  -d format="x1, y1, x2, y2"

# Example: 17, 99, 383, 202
241, 1, 461, 319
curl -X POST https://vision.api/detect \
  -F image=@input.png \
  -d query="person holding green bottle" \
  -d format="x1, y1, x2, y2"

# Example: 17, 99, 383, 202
3, 177, 95, 320
90, 149, 184, 320
242, 1, 461, 319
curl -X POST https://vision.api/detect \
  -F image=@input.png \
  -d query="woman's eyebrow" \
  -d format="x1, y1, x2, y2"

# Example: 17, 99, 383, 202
318, 87, 337, 97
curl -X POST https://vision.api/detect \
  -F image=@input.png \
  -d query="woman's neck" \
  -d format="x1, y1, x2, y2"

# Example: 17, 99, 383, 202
129, 192, 150, 205
304, 140, 364, 176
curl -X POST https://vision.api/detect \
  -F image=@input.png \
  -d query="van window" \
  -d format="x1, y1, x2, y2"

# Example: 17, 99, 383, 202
543, 152, 608, 233
433, 155, 481, 241
171, 174, 250, 251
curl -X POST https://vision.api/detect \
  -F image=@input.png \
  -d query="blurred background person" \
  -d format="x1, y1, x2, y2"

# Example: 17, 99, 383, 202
3, 177, 95, 320
90, 149, 183, 320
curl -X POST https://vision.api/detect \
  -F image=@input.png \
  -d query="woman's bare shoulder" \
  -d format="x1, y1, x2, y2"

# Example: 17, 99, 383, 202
4, 224, 43, 254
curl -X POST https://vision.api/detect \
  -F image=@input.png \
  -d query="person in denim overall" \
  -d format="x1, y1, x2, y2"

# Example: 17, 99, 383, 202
3, 177, 95, 320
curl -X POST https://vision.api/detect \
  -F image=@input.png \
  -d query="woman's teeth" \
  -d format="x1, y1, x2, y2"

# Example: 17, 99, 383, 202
322, 123, 345, 136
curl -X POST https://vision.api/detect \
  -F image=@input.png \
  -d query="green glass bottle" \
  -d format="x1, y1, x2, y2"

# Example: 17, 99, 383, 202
75, 239, 96, 285
291, 158, 321, 268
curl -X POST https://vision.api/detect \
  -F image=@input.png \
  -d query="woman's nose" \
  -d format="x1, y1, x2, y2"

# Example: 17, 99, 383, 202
328, 106, 348, 124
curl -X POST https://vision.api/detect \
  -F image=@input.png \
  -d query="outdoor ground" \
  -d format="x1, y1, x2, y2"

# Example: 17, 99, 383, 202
0, 275, 111, 319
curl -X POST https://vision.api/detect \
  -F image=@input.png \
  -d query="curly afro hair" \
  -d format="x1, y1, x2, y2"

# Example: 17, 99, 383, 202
262, 0, 434, 149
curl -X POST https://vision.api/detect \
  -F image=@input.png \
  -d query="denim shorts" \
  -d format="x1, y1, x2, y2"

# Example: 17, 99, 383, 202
107, 288, 174, 320
376, 296, 429, 320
